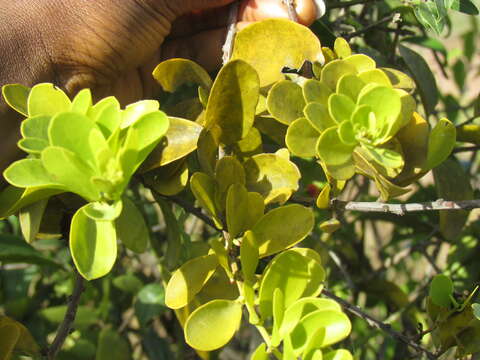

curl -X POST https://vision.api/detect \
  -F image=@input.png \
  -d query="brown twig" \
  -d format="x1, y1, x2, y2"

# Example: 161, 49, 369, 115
332, 198, 480, 215
47, 271, 85, 360
322, 289, 437, 359
329, 0, 377, 9
344, 14, 396, 40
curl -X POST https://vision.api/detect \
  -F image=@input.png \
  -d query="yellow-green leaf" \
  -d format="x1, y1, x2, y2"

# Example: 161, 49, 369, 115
152, 58, 212, 92
286, 117, 320, 157
267, 80, 306, 125
424, 118, 456, 171
2, 84, 30, 116
185, 299, 242, 351
226, 183, 249, 238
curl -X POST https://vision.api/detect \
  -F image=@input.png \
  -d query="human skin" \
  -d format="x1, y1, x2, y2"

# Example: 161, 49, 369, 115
0, 0, 318, 173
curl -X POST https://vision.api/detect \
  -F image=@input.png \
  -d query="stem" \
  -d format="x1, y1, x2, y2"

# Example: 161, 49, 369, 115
222, 1, 239, 64
323, 289, 437, 359
47, 271, 85, 360
329, 0, 377, 8
255, 324, 272, 348
344, 14, 395, 40
284, 0, 299, 21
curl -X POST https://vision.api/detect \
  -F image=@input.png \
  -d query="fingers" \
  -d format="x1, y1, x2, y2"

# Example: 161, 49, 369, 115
238, 0, 319, 26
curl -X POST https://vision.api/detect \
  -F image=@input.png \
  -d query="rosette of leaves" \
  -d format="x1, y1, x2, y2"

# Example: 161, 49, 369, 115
264, 37, 456, 201
1, 83, 171, 279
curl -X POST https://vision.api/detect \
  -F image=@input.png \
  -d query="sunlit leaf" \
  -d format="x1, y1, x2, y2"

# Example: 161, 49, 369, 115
424, 118, 456, 171
205, 60, 259, 145
27, 83, 71, 117
286, 117, 320, 157
70, 205, 117, 280
121, 100, 159, 128
115, 197, 149, 253
323, 349, 354, 360
231, 19, 322, 86
19, 199, 48, 243
320, 59, 358, 91
303, 80, 332, 105
317, 127, 356, 180
429, 274, 454, 308
165, 254, 219, 309
334, 37, 351, 58
71, 88, 93, 115
185, 299, 242, 351
380, 68, 416, 91
267, 80, 306, 125
251, 343, 268, 360
4, 159, 61, 189
134, 284, 167, 327
342, 54, 376, 73
152, 58, 212, 92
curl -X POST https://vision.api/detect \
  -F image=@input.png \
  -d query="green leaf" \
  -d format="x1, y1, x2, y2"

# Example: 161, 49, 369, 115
473, 303, 480, 320
0, 322, 20, 360
145, 159, 189, 196
362, 144, 404, 169
0, 186, 62, 219
433, 159, 473, 240
121, 100, 159, 128
358, 69, 392, 87
71, 88, 93, 115
317, 127, 356, 180
290, 310, 351, 354
303, 80, 332, 105
337, 74, 366, 102
19, 199, 48, 243
334, 37, 351, 58
429, 274, 454, 307
4, 159, 61, 189
115, 197, 149, 253
267, 80, 306, 125
286, 117, 320, 157
88, 97, 121, 137
414, 1, 446, 34
280, 298, 341, 339
259, 249, 325, 319
165, 254, 219, 309
304, 102, 336, 131
329, 94, 356, 124
40, 305, 98, 328
2, 84, 30, 116
246, 192, 265, 229
215, 156, 246, 210
190, 172, 222, 227
320, 59, 358, 91
323, 349, 354, 360
18, 138, 49, 154
240, 231, 259, 283
152, 58, 212, 92
185, 299, 242, 351
83, 201, 123, 221
343, 54, 376, 73
226, 183, 249, 238
0, 234, 61, 267
244, 152, 301, 204
41, 146, 100, 201
380, 68, 416, 91
134, 284, 167, 327
399, 45, 438, 116
112, 274, 143, 293
251, 205, 314, 257
403, 36, 447, 56
0, 316, 39, 357
27, 83, 71, 117
20, 115, 51, 140
251, 343, 268, 360
338, 121, 357, 146
140, 117, 203, 171
424, 118, 456, 170
450, 0, 479, 13
205, 60, 259, 145
70, 205, 117, 280
231, 19, 322, 87
96, 328, 131, 360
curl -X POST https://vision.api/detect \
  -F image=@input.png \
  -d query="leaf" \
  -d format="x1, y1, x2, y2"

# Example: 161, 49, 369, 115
4, 159, 61, 189
343, 54, 376, 73
280, 298, 342, 339
140, 117, 203, 171
190, 172, 222, 227
316, 184, 331, 209
304, 102, 336, 132
0, 234, 61, 267
334, 37, 351, 58
0, 185, 62, 219
290, 310, 351, 354
240, 231, 259, 283
303, 79, 332, 105
402, 36, 447, 56
433, 159, 473, 240
18, 138, 49, 154
317, 127, 356, 180
358, 69, 392, 87
205, 60, 259, 145
246, 192, 265, 229
115, 197, 149, 253
71, 88, 93, 115
184, 299, 242, 351
19, 198, 48, 243
251, 343, 268, 360
414, 1, 446, 34
329, 94, 356, 124
337, 74, 366, 102
112, 274, 143, 293
0, 316, 39, 357
323, 349, 354, 360
70, 205, 117, 280
41, 146, 100, 201
152, 58, 212, 92
2, 84, 30, 116
215, 156, 246, 210
20, 114, 51, 140
424, 118, 456, 170
27, 83, 71, 117
134, 284, 167, 327
429, 274, 454, 307
40, 305, 98, 328
226, 183, 249, 238
96, 328, 132, 360
251, 205, 314, 257
121, 100, 159, 128
0, 322, 20, 360
319, 218, 342, 234
231, 19, 322, 87
267, 80, 306, 125
146, 160, 189, 196
165, 254, 219, 309
450, 0, 479, 14
473, 303, 480, 320
244, 152, 301, 204
380, 68, 416, 91
320, 59, 358, 91
399, 45, 438, 116
286, 117, 320, 157
83, 201, 123, 221
259, 249, 325, 319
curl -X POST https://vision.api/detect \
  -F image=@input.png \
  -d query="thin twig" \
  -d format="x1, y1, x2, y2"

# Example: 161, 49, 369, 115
222, 1, 239, 64
344, 14, 395, 40
333, 198, 480, 215
47, 271, 85, 360
329, 0, 377, 9
284, 0, 299, 22
322, 289, 437, 359
453, 145, 480, 154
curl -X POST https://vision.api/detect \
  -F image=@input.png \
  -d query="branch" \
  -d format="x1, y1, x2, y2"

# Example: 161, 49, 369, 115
47, 271, 85, 360
344, 14, 396, 40
453, 145, 480, 154
328, 0, 377, 9
284, 0, 299, 22
322, 289, 437, 359
222, 1, 239, 64
333, 198, 480, 215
